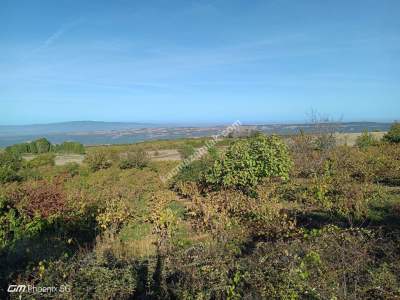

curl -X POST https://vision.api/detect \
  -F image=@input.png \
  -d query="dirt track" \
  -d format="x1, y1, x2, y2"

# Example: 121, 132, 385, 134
148, 149, 181, 161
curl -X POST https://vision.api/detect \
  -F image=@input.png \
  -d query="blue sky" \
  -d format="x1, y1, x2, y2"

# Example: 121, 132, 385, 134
1, 0, 399, 125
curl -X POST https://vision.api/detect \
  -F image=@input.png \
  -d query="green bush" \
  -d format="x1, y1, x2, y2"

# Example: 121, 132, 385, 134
0, 195, 47, 249
205, 134, 292, 193
173, 147, 219, 185
35, 138, 52, 153
85, 150, 112, 172
16, 253, 137, 300
177, 144, 195, 159
384, 122, 400, 143
5, 138, 52, 154
54, 141, 85, 154
174, 160, 208, 184
6, 138, 84, 155
62, 162, 80, 177
119, 149, 149, 170
356, 130, 377, 149
4, 142, 30, 155
0, 152, 22, 183
27, 153, 55, 168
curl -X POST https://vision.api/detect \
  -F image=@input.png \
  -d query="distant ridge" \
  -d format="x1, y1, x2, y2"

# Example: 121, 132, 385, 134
0, 121, 155, 137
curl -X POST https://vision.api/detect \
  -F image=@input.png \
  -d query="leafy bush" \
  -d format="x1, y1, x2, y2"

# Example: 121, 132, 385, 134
314, 133, 336, 151
119, 149, 149, 169
0, 152, 22, 183
85, 150, 112, 172
35, 138, 52, 153
0, 194, 47, 249
22, 253, 137, 300
205, 134, 292, 193
62, 162, 80, 177
54, 141, 85, 154
173, 148, 218, 186
6, 138, 52, 154
96, 199, 135, 230
6, 138, 84, 155
27, 153, 55, 168
384, 122, 400, 143
290, 131, 326, 177
177, 144, 195, 159
4, 142, 30, 155
356, 130, 377, 149
173, 160, 208, 185
9, 180, 68, 219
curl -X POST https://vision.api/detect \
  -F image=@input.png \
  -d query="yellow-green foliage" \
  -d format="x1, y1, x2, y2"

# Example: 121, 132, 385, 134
84, 149, 113, 171
0, 151, 22, 183
27, 153, 55, 168
206, 134, 293, 193
356, 130, 378, 149
118, 149, 150, 169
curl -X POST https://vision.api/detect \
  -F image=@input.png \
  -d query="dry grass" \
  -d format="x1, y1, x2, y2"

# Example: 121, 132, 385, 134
335, 131, 386, 146
95, 228, 157, 260
22, 154, 85, 165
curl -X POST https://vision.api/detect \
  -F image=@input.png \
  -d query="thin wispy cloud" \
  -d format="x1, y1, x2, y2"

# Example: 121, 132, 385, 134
22, 18, 84, 60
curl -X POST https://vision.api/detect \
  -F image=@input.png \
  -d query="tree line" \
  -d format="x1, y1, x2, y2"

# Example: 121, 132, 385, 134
5, 138, 85, 155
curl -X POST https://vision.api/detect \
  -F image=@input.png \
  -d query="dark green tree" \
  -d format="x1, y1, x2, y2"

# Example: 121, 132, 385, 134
384, 122, 400, 143
34, 138, 52, 153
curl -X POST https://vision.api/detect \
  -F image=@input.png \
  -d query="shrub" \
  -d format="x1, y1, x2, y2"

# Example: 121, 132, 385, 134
366, 144, 400, 185
205, 134, 292, 193
356, 130, 377, 149
54, 141, 85, 154
177, 144, 195, 159
173, 160, 208, 185
10, 180, 68, 219
27, 153, 55, 168
5, 142, 30, 155
85, 150, 112, 172
119, 149, 149, 170
290, 131, 326, 177
96, 199, 134, 230
383, 122, 400, 143
35, 138, 52, 153
62, 162, 80, 177
308, 110, 338, 151
22, 253, 137, 300
7, 138, 52, 154
173, 148, 218, 187
314, 133, 336, 151
0, 152, 22, 183
6, 139, 85, 155
0, 191, 50, 249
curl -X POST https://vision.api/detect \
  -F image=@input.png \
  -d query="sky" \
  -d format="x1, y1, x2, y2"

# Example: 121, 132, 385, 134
1, 0, 399, 125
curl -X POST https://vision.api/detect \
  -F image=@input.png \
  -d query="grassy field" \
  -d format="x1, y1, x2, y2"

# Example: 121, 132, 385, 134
334, 131, 386, 146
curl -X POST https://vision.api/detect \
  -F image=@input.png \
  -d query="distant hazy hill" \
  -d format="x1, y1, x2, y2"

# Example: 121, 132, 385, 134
0, 121, 154, 137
